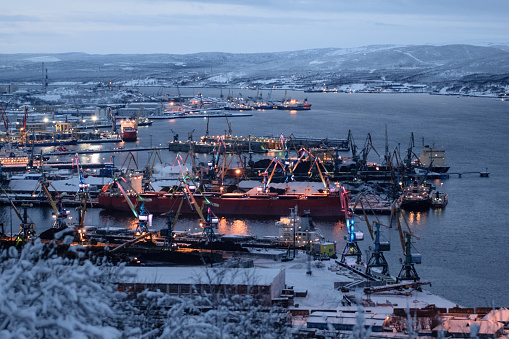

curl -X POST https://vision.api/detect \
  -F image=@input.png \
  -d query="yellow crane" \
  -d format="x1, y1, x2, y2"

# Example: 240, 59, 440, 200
292, 148, 333, 192
31, 175, 70, 229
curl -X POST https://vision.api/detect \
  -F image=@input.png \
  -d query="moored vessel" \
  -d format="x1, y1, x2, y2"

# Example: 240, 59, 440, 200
98, 190, 349, 219
399, 181, 432, 211
120, 119, 137, 142
98, 179, 351, 220
417, 144, 449, 173
275, 98, 311, 110
430, 191, 448, 208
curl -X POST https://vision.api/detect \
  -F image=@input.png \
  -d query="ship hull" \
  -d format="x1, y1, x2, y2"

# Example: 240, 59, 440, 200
400, 198, 431, 212
121, 129, 137, 142
98, 192, 347, 219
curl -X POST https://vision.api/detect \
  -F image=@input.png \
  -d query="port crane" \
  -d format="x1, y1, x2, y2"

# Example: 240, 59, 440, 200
292, 148, 333, 192
73, 154, 92, 241
170, 129, 179, 142
169, 158, 219, 243
19, 106, 29, 145
162, 199, 184, 249
259, 156, 286, 193
142, 149, 162, 191
1, 105, 9, 133
103, 174, 153, 236
347, 130, 380, 170
391, 201, 422, 282
0, 188, 35, 245
340, 209, 364, 264
225, 116, 232, 137
209, 136, 245, 187
31, 174, 70, 229
120, 151, 139, 172
353, 194, 391, 275
108, 108, 117, 133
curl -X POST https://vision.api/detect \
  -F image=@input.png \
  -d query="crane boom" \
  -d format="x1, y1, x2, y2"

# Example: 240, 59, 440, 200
1, 188, 24, 222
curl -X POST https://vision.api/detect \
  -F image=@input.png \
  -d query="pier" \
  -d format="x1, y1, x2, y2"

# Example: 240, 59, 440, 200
448, 171, 490, 178
43, 146, 167, 157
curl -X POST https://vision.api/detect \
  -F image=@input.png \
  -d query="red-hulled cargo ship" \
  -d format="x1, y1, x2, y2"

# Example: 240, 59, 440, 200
98, 190, 350, 220
120, 119, 138, 142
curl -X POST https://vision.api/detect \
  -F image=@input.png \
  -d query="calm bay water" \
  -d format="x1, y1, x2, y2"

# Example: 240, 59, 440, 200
2, 90, 508, 307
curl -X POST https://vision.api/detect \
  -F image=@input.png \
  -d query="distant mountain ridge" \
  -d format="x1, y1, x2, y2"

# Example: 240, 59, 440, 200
0, 44, 508, 91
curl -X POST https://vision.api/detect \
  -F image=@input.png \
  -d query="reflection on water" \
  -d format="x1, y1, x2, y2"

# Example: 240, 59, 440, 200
406, 211, 428, 227
218, 218, 248, 235
1, 93, 508, 307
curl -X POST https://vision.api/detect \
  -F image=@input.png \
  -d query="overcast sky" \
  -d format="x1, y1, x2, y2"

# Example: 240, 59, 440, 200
2, 0, 508, 54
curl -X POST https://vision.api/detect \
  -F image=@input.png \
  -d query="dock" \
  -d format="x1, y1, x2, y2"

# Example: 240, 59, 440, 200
43, 146, 167, 157
149, 112, 252, 119
448, 171, 490, 178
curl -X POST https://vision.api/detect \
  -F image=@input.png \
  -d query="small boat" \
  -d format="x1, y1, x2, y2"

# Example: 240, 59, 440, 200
430, 191, 448, 209
54, 146, 68, 152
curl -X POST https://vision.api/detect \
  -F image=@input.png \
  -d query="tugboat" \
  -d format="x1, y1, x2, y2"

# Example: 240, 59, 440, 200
430, 191, 448, 209
120, 119, 137, 142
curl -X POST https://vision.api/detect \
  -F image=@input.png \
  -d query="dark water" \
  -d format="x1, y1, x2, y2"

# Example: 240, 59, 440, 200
2, 90, 508, 307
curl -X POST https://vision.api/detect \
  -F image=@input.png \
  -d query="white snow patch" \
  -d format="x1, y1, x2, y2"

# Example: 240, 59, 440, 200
25, 56, 60, 63
52, 82, 81, 86
208, 74, 231, 83
401, 51, 424, 63
339, 83, 367, 91
32, 94, 61, 102
309, 60, 326, 65
252, 78, 280, 84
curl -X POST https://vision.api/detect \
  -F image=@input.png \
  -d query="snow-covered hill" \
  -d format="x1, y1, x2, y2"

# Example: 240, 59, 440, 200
0, 44, 508, 92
